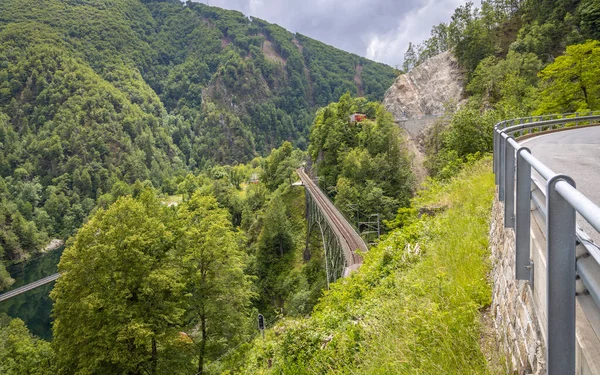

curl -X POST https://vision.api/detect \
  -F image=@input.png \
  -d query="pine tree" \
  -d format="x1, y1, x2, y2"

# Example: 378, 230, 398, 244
402, 42, 418, 72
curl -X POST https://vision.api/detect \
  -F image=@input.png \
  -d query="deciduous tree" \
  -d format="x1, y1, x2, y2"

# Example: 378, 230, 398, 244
52, 195, 185, 374
537, 40, 600, 114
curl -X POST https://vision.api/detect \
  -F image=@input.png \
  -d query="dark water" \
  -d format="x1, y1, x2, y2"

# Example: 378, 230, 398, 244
0, 247, 64, 340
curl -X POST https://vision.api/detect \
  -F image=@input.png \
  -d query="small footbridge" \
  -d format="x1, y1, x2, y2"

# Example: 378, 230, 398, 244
0, 273, 60, 302
0, 169, 369, 301
296, 168, 368, 284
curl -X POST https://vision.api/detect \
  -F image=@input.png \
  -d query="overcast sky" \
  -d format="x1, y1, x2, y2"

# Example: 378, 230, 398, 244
193, 0, 468, 67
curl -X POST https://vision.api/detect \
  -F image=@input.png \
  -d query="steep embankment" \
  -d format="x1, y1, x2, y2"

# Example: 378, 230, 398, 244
235, 159, 496, 374
383, 51, 464, 125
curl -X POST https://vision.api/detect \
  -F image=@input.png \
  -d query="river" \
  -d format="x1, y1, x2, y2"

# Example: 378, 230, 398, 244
0, 248, 64, 340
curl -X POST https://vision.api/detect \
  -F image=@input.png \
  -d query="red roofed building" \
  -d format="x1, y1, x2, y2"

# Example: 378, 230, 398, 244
349, 113, 367, 123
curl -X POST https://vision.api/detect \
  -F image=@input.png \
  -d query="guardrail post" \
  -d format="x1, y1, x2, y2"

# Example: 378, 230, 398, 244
499, 132, 506, 201
546, 175, 576, 375
495, 128, 501, 185
515, 147, 531, 280
493, 130, 498, 178
504, 136, 516, 228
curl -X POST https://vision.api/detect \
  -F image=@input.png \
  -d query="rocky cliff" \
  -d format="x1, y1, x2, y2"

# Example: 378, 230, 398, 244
383, 51, 464, 125
382, 51, 465, 184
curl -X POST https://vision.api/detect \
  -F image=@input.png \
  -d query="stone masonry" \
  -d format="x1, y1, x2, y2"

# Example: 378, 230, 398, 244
490, 196, 546, 375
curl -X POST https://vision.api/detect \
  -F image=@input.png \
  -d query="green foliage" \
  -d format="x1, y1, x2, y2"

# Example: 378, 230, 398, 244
51, 195, 186, 374
536, 40, 600, 114
51, 190, 255, 374
414, 0, 600, 178
404, 23, 450, 69
579, 0, 600, 40
467, 51, 541, 113
447, 2, 496, 77
443, 106, 499, 158
424, 104, 499, 179
0, 314, 54, 375
145, 1, 396, 155
509, 21, 559, 60
255, 193, 296, 310
0, 0, 397, 283
403, 42, 419, 72
261, 141, 304, 191
309, 94, 414, 222
175, 192, 255, 374
237, 159, 496, 374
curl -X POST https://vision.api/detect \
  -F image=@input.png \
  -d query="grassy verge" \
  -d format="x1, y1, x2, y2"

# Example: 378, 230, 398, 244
232, 158, 498, 374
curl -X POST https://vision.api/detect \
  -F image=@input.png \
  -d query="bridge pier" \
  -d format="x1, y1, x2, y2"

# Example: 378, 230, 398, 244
296, 168, 367, 284
305, 191, 346, 284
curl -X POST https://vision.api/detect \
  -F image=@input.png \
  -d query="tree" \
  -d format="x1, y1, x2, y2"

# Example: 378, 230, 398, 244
51, 195, 185, 374
467, 51, 541, 115
255, 193, 296, 312
448, 2, 495, 76
443, 105, 499, 158
0, 315, 54, 375
536, 40, 600, 114
403, 42, 418, 72
175, 193, 254, 374
418, 23, 450, 63
309, 94, 414, 222
579, 0, 600, 40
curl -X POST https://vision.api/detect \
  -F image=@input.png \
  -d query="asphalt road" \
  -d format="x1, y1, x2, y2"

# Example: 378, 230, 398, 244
522, 126, 600, 241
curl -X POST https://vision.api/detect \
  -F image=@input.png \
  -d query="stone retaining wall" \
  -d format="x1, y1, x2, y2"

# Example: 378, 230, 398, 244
490, 196, 546, 375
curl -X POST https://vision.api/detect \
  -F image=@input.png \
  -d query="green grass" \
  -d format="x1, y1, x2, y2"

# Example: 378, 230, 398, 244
234, 158, 498, 374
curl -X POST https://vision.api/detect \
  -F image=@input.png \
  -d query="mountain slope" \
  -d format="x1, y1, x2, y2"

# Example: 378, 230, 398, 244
0, 0, 398, 282
0, 0, 398, 162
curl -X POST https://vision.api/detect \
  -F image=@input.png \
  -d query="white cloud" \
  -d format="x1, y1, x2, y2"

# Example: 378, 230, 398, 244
193, 0, 466, 67
366, 0, 468, 67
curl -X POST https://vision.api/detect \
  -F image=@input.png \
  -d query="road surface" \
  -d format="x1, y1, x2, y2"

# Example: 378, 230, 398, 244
522, 126, 600, 241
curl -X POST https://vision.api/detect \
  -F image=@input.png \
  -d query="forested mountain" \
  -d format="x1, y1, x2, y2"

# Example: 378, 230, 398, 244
1, 0, 598, 373
0, 0, 397, 280
400, 0, 600, 179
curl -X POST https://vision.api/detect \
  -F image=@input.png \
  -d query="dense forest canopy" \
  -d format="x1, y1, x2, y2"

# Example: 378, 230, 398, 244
0, 0, 398, 283
308, 94, 414, 224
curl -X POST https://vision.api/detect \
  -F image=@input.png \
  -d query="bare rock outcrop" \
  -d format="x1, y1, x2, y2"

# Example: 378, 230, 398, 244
383, 51, 465, 185
383, 51, 464, 125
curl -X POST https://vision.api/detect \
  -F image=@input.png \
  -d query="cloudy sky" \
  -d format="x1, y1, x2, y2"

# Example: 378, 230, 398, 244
193, 0, 468, 67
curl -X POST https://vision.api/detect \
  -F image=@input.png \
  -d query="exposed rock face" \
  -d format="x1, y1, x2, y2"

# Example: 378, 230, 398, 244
383, 51, 464, 124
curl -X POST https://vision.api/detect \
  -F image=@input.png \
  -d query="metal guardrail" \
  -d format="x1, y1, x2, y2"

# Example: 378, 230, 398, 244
493, 112, 600, 375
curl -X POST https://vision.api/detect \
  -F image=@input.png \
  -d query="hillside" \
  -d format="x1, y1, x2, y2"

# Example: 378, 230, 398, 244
1, 0, 598, 374
0, 0, 397, 160
0, 0, 398, 277
383, 51, 464, 123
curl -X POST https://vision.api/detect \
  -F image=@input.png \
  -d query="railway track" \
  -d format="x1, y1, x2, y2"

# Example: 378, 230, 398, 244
297, 168, 366, 268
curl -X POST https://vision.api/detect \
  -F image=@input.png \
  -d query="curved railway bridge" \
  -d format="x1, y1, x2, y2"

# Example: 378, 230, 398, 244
296, 168, 368, 284
0, 169, 368, 302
